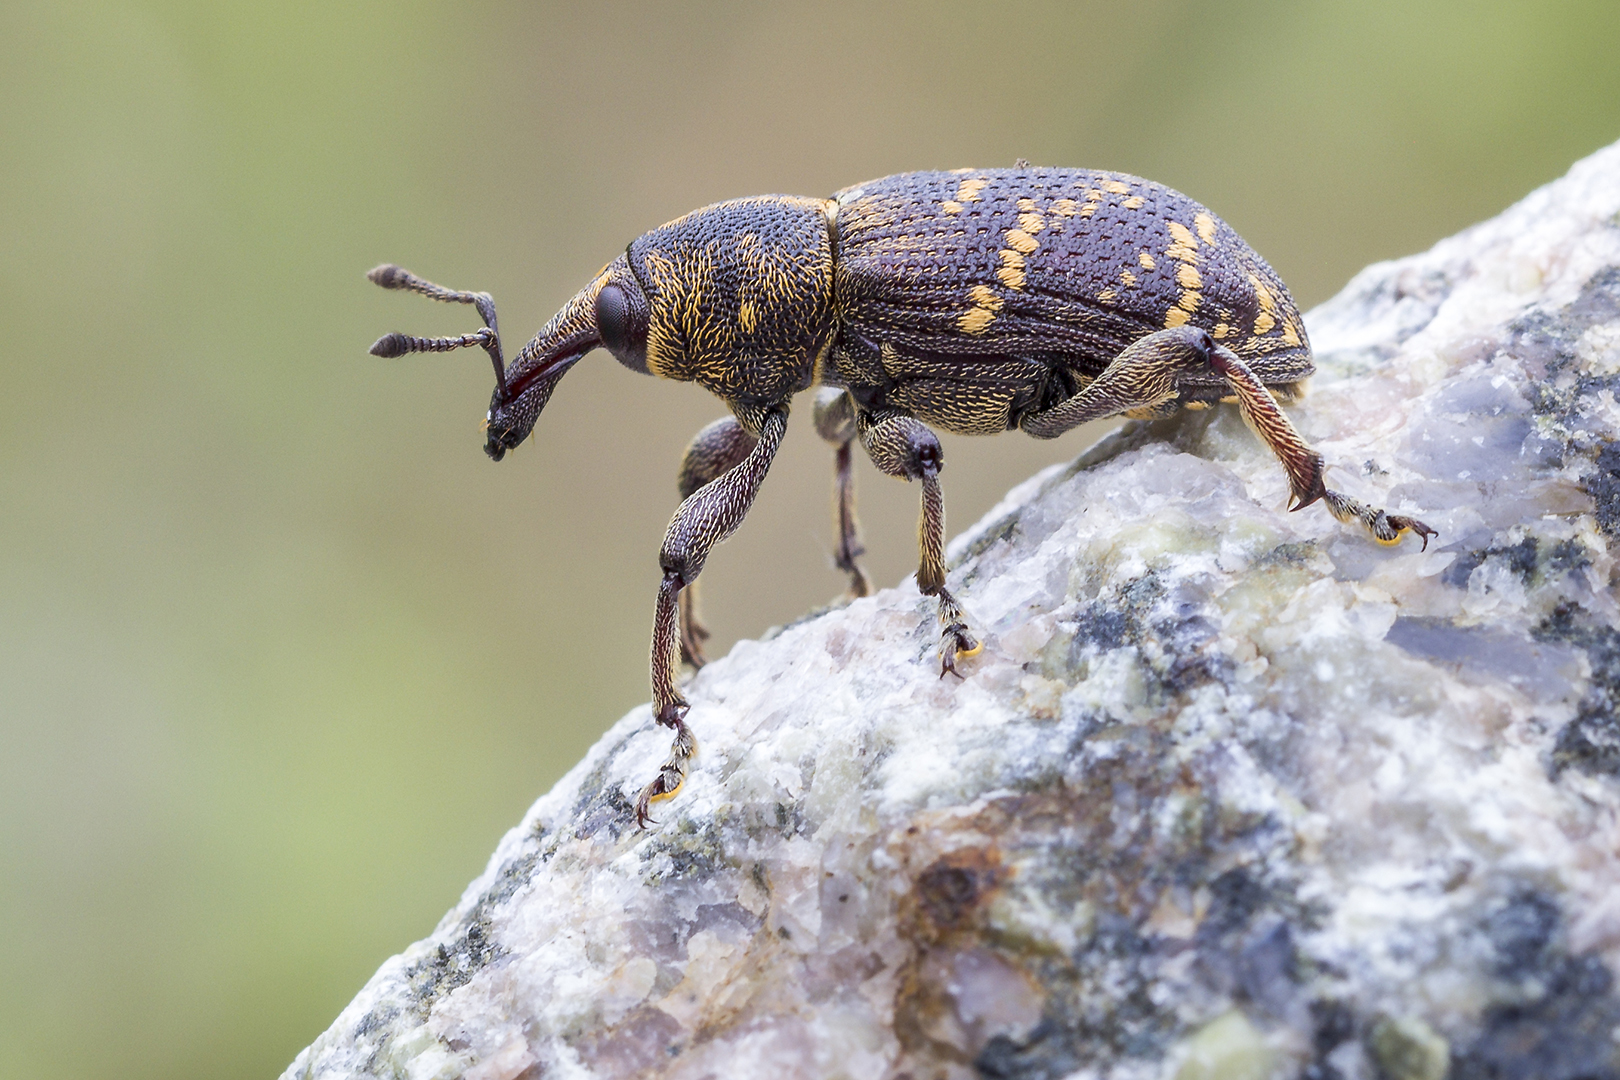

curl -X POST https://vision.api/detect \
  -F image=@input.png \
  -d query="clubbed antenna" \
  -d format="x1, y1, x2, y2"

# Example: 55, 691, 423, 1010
366, 264, 508, 400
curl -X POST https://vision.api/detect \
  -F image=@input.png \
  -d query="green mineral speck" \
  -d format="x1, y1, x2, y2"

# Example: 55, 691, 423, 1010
1368, 1015, 1450, 1080
1172, 1010, 1276, 1080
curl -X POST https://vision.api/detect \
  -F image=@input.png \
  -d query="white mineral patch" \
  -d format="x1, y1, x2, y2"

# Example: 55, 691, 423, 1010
285, 142, 1620, 1080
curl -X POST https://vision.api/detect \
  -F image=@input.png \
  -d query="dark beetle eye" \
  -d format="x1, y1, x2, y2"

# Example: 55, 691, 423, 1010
596, 284, 629, 355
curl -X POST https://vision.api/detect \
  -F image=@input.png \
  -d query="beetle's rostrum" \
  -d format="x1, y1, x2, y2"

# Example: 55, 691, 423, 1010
368, 165, 1436, 826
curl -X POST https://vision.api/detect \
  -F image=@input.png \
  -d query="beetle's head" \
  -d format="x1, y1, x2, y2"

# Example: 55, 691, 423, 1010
480, 254, 654, 460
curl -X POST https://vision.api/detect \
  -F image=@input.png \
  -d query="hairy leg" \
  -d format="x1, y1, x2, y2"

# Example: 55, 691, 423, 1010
1020, 327, 1435, 547
812, 387, 873, 597
637, 407, 787, 826
672, 416, 759, 667
857, 409, 981, 676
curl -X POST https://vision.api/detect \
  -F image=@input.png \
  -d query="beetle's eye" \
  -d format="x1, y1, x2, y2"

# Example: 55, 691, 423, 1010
596, 284, 629, 355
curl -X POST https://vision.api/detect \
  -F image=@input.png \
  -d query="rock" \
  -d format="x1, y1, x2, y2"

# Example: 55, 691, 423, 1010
284, 142, 1620, 1080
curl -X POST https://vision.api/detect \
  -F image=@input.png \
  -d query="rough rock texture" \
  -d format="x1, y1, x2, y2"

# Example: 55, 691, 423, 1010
286, 143, 1620, 1080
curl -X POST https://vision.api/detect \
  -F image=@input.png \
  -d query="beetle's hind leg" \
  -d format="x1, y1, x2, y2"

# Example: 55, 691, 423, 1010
1207, 351, 1437, 548
857, 410, 980, 677
813, 388, 873, 598
638, 407, 787, 827
672, 417, 760, 667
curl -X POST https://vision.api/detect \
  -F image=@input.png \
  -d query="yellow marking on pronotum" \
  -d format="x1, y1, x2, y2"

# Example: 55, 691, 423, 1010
997, 249, 1026, 289
1195, 212, 1218, 244
1139, 251, 1156, 270
1164, 307, 1192, 328
1017, 212, 1046, 234
1005, 229, 1039, 255
1051, 198, 1078, 217
1120, 269, 1137, 286
954, 176, 988, 204
942, 200, 964, 215
1102, 180, 1131, 195
1254, 311, 1277, 335
1123, 195, 1145, 210
1177, 264, 1203, 290
1178, 290, 1201, 313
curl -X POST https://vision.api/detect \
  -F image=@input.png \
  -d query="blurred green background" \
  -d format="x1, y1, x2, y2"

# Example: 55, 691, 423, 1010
1, 1, 1616, 1077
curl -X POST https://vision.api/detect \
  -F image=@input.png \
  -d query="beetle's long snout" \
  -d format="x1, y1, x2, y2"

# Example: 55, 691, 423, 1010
483, 286, 605, 461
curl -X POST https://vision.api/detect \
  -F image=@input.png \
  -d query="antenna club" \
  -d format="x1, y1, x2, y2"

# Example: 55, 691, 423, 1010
368, 264, 408, 289
369, 332, 410, 357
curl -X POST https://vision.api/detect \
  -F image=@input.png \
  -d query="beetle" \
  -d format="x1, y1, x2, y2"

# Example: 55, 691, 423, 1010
368, 165, 1435, 826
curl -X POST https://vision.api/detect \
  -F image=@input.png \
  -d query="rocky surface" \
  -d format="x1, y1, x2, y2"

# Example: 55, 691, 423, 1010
285, 142, 1620, 1080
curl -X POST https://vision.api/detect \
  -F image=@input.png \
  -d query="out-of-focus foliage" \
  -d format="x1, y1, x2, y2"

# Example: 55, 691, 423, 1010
0, 2, 1614, 1077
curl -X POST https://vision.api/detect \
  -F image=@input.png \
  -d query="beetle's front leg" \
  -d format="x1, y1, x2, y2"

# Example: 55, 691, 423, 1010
812, 387, 873, 598
857, 410, 981, 677
672, 416, 761, 667
637, 407, 788, 827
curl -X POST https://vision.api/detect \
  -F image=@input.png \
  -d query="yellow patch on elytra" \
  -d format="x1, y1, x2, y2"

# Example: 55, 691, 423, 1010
954, 176, 988, 204
1051, 199, 1078, 217
1164, 307, 1192, 328
1194, 212, 1218, 244
1213, 322, 1230, 339
1177, 264, 1203, 290
997, 249, 1026, 289
1248, 272, 1278, 314
958, 284, 1003, 334
1017, 198, 1039, 212
1078, 203, 1097, 218
1139, 251, 1156, 270
1018, 212, 1046, 234
1005, 229, 1039, 255
959, 307, 997, 334
738, 300, 757, 333
1097, 287, 1117, 302
1254, 311, 1276, 335
1178, 291, 1201, 313
1165, 222, 1200, 263
1123, 195, 1145, 210
968, 284, 1002, 309
1120, 269, 1137, 286
1282, 321, 1301, 347
1102, 180, 1131, 195
942, 200, 964, 215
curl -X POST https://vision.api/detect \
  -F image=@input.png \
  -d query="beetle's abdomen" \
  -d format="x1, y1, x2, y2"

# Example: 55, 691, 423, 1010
832, 168, 1312, 391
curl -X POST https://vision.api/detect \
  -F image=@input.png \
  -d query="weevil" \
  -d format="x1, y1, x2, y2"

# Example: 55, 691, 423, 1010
368, 165, 1435, 826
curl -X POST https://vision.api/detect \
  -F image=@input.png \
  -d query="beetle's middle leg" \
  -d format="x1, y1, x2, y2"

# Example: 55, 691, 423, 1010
673, 416, 760, 668
638, 407, 787, 827
812, 387, 873, 598
857, 409, 981, 677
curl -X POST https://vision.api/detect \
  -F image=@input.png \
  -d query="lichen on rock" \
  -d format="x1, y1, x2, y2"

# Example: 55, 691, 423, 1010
285, 142, 1620, 1080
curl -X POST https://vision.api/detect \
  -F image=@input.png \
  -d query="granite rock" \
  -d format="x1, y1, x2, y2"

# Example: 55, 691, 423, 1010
285, 141, 1620, 1080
